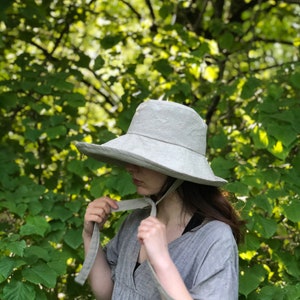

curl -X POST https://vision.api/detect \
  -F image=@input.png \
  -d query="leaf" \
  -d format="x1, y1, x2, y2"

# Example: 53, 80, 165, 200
0, 257, 16, 282
259, 96, 280, 113
253, 195, 273, 215
105, 171, 136, 197
267, 123, 297, 147
34, 84, 52, 95
64, 92, 86, 108
191, 42, 210, 58
2, 280, 36, 300
251, 126, 269, 149
100, 34, 123, 49
285, 283, 300, 300
210, 157, 236, 178
77, 52, 90, 68
24, 246, 50, 262
1, 201, 27, 218
67, 159, 85, 176
45, 125, 67, 139
269, 140, 289, 160
64, 228, 83, 249
0, 0, 14, 15
257, 285, 284, 300
90, 177, 107, 198
6, 240, 26, 257
159, 3, 173, 19
252, 214, 277, 239
241, 77, 261, 99
239, 232, 261, 252
27, 200, 43, 215
0, 92, 19, 109
261, 169, 280, 184
22, 263, 57, 288
242, 175, 265, 189
47, 250, 69, 276
0, 257, 25, 282
153, 59, 173, 77
219, 31, 234, 50
93, 55, 105, 70
14, 183, 45, 203
65, 200, 82, 213
225, 182, 249, 195
282, 201, 300, 222
24, 128, 42, 141
239, 264, 266, 296
49, 206, 73, 222
20, 216, 50, 237
210, 132, 228, 149
290, 72, 300, 89
276, 251, 300, 278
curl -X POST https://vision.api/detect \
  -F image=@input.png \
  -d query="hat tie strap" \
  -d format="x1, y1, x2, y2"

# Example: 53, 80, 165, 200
75, 179, 183, 285
74, 198, 154, 285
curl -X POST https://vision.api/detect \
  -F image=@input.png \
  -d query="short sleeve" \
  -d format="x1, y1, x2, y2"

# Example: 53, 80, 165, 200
148, 221, 239, 300
189, 225, 239, 300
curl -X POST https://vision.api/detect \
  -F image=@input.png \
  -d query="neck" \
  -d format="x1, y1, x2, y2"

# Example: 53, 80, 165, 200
156, 192, 191, 227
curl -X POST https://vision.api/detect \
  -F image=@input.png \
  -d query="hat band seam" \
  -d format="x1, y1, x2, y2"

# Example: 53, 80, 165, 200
126, 132, 206, 156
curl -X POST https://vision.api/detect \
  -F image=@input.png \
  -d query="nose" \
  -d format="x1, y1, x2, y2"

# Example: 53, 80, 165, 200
125, 164, 139, 174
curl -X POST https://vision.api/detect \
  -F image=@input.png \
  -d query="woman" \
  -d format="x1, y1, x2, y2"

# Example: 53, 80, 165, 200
75, 100, 244, 300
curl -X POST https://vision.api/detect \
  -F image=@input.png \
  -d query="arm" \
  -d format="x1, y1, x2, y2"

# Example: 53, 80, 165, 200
83, 197, 119, 300
137, 218, 238, 300
137, 217, 192, 300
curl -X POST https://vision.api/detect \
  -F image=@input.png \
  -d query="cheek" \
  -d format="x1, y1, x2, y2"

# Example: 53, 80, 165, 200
151, 176, 168, 192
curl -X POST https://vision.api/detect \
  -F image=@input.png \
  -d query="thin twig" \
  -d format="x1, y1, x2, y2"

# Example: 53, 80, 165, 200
120, 0, 142, 20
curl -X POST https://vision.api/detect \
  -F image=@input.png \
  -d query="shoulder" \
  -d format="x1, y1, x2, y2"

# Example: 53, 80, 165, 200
191, 220, 237, 253
190, 221, 238, 275
193, 219, 233, 237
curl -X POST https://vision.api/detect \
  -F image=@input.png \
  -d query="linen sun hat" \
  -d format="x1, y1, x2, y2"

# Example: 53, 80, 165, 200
75, 99, 227, 186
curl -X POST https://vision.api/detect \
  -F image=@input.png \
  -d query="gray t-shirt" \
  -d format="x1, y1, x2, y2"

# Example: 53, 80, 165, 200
105, 208, 238, 300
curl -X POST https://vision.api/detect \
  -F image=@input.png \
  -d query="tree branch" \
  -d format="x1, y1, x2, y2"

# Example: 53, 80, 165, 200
80, 77, 118, 108
280, 0, 300, 4
50, 19, 71, 56
192, 0, 209, 32
253, 37, 295, 46
29, 40, 58, 62
205, 60, 226, 125
120, 0, 142, 20
145, 0, 157, 32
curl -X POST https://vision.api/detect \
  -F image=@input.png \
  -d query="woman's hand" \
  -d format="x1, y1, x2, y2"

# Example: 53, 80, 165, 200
83, 196, 118, 238
137, 216, 169, 267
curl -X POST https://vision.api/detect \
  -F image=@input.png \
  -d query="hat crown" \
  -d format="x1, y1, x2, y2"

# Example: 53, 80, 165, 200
127, 100, 207, 155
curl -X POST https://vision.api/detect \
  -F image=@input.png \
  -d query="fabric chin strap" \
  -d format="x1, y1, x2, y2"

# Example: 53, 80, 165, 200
75, 179, 183, 285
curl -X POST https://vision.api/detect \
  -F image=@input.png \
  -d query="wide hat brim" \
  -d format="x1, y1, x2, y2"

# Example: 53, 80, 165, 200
75, 134, 227, 187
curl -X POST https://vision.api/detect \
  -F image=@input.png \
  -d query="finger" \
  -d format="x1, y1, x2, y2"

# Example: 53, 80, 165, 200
90, 196, 119, 211
139, 217, 163, 231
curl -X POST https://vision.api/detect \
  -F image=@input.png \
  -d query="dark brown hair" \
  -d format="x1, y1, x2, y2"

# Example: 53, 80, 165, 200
178, 181, 245, 244
154, 178, 245, 244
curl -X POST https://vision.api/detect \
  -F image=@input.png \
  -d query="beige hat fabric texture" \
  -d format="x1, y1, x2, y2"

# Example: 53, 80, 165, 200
76, 100, 227, 187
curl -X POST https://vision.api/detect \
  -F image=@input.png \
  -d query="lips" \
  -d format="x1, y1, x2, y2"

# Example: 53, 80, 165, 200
133, 178, 143, 185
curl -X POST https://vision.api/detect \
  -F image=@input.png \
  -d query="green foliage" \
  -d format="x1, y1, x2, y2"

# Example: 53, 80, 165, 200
0, 0, 299, 299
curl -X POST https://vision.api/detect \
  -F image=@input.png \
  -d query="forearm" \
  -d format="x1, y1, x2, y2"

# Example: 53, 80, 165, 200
83, 233, 114, 300
151, 255, 193, 300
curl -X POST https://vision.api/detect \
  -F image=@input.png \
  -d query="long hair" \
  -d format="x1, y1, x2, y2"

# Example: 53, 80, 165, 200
179, 181, 245, 244
155, 178, 245, 244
